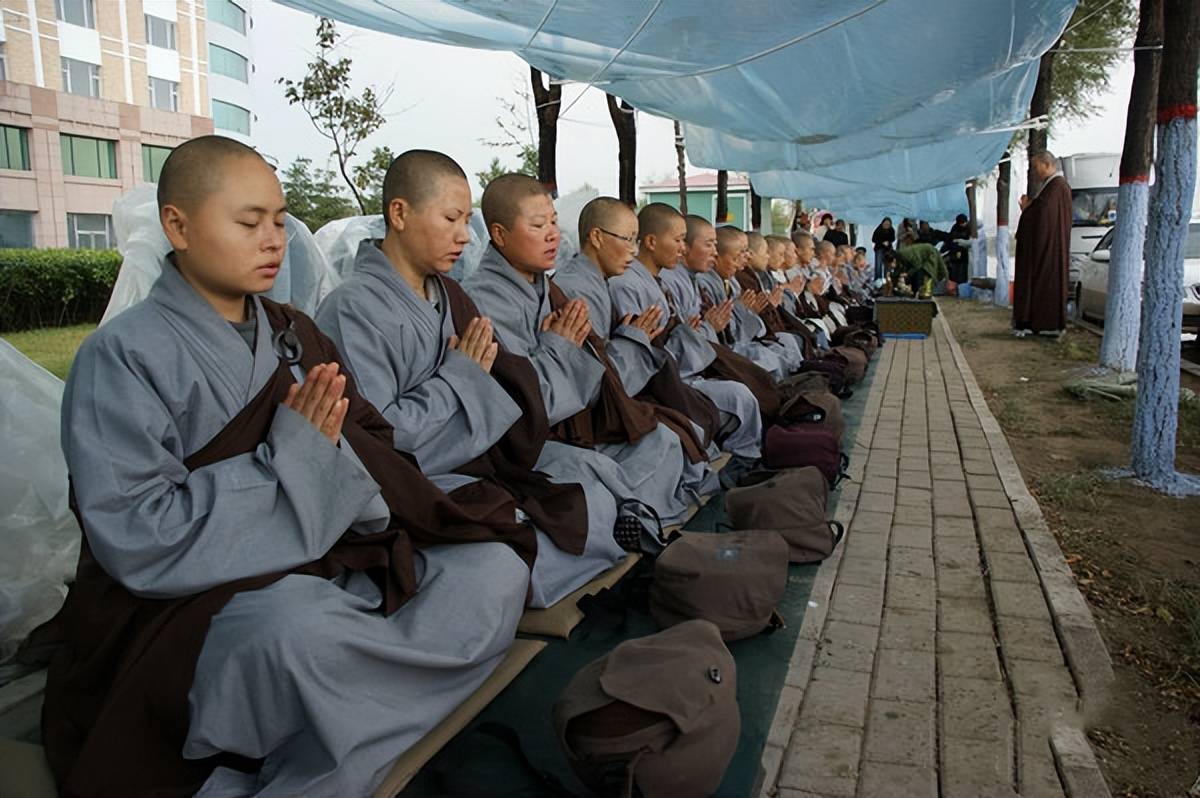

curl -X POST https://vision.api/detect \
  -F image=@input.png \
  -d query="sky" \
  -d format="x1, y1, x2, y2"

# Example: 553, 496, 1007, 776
248, 1, 1135, 202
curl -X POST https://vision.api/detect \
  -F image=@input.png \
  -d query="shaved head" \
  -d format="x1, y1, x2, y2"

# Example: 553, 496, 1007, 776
746, 231, 766, 251
157, 134, 263, 212
684, 214, 714, 244
816, 240, 836, 258
791, 230, 813, 247
578, 196, 633, 243
637, 202, 684, 243
481, 173, 550, 231
382, 149, 468, 226
715, 224, 745, 256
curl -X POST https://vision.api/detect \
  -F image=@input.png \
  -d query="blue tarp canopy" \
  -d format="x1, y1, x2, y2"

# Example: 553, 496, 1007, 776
278, 0, 1075, 223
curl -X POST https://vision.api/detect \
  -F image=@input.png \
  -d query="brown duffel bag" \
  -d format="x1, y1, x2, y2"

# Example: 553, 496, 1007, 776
649, 530, 789, 641
725, 467, 845, 563
553, 620, 740, 798
828, 345, 868, 385
777, 371, 845, 443
832, 324, 880, 358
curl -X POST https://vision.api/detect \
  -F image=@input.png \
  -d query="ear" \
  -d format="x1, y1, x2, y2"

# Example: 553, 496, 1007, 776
489, 222, 508, 249
643, 232, 657, 252
386, 197, 409, 232
161, 203, 189, 252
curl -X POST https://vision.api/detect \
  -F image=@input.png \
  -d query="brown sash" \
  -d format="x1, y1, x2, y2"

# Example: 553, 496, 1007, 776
546, 281, 708, 464
40, 298, 538, 798
438, 275, 589, 556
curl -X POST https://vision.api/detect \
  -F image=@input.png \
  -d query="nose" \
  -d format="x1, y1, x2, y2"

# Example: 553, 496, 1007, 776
266, 222, 286, 253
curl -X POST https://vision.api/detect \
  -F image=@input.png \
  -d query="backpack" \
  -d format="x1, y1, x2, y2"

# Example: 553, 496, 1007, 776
649, 530, 789, 641
777, 372, 846, 443
828, 345, 868, 384
725, 468, 846, 563
553, 620, 740, 798
798, 357, 852, 397
763, 425, 850, 488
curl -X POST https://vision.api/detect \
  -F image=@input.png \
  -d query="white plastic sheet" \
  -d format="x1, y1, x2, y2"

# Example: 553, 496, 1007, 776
104, 185, 342, 324
0, 341, 79, 665
278, 0, 1074, 220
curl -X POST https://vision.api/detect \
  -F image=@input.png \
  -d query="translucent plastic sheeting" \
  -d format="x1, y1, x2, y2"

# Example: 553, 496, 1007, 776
103, 185, 341, 325
0, 340, 79, 665
279, 0, 1073, 203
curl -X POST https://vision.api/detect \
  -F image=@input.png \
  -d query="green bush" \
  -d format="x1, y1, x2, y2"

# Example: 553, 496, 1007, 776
0, 249, 122, 332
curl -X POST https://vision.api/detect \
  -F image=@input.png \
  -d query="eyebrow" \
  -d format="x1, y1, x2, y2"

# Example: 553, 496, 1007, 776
239, 204, 289, 215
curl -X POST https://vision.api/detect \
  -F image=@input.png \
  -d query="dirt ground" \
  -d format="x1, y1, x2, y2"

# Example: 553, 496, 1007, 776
940, 298, 1199, 797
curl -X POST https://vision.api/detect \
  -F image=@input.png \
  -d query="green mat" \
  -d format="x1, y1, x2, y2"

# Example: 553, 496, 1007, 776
401, 356, 880, 798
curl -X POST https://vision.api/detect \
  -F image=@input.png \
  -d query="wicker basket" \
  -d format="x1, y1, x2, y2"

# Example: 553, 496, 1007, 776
874, 298, 935, 336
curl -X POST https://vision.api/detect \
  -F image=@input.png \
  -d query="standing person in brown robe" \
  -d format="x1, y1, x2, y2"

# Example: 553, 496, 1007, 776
1014, 150, 1073, 336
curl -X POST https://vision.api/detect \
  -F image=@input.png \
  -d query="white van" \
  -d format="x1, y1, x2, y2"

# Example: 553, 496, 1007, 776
1060, 153, 1120, 295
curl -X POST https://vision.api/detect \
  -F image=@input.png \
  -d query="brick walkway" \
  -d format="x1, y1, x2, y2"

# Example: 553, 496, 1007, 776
761, 316, 1114, 798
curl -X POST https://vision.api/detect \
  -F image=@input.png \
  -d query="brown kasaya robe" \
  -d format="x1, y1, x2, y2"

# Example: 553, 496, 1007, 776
1014, 173, 1072, 332
40, 300, 538, 798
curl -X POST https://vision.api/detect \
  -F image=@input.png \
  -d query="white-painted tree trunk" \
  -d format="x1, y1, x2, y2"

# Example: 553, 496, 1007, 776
1098, 181, 1149, 372
994, 226, 1011, 306
1129, 116, 1199, 495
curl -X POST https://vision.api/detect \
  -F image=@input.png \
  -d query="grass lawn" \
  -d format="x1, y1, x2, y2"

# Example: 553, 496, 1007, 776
3, 323, 96, 380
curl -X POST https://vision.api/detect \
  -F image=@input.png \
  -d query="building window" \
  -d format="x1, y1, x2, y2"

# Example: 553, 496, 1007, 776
60, 134, 117, 179
141, 144, 172, 183
0, 211, 35, 248
212, 99, 251, 136
144, 14, 177, 50
56, 0, 96, 28
148, 77, 179, 111
0, 43, 8, 82
61, 57, 101, 98
67, 213, 114, 249
209, 43, 249, 83
0, 126, 31, 171
207, 0, 246, 34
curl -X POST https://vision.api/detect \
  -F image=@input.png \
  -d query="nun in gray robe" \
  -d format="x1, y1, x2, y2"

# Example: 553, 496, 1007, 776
692, 269, 794, 377
315, 240, 621, 608
63, 262, 528, 797
609, 260, 763, 459
464, 246, 702, 526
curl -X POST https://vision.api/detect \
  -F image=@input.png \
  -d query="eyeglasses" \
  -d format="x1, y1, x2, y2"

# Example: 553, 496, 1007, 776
598, 228, 638, 250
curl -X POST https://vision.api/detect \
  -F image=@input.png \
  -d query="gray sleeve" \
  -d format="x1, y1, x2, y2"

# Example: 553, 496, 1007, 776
520, 329, 606, 425
63, 340, 383, 599
322, 306, 519, 474
606, 323, 663, 396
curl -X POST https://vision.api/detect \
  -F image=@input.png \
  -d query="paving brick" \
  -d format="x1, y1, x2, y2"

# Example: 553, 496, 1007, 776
941, 735, 1015, 798
886, 575, 937, 613
985, 552, 1039, 584
873, 648, 935, 702
1017, 730, 1067, 798
937, 569, 990, 601
890, 523, 933, 551
878, 607, 935, 653
859, 761, 937, 797
932, 463, 967, 482
856, 491, 895, 514
895, 487, 933, 508
995, 615, 1064, 665
967, 473, 1006, 493
938, 596, 993, 634
844, 533, 888, 562
828, 582, 884, 627
837, 556, 886, 590
938, 631, 1002, 679
863, 698, 935, 768
991, 580, 1052, 623
799, 665, 871, 728
931, 449, 961, 465
851, 511, 893, 535
979, 524, 1028, 556
894, 504, 932, 527
941, 674, 1013, 741
935, 516, 977, 538
816, 621, 879, 674
779, 719, 861, 796
975, 506, 1021, 533
970, 488, 1012, 510
899, 469, 932, 489
935, 534, 981, 570
961, 460, 999, 479
889, 548, 935, 579
1007, 658, 1078, 706
930, 438, 961, 454
934, 495, 975, 519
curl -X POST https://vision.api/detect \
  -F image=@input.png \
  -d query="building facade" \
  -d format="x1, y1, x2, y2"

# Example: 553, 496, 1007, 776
640, 172, 773, 233
0, 0, 253, 248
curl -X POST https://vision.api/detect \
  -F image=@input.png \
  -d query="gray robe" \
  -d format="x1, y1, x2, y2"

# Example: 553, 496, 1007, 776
465, 245, 702, 524
63, 262, 528, 797
315, 241, 620, 608
610, 260, 763, 459
693, 270, 791, 377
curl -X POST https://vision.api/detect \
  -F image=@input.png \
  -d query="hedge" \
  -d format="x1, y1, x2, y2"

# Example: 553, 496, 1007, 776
0, 249, 122, 332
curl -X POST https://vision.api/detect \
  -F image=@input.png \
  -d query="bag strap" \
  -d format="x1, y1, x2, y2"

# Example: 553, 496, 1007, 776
829, 520, 846, 549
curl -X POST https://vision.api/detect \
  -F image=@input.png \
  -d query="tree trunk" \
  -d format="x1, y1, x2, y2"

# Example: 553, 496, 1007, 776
1099, 0, 1163, 372
716, 170, 728, 223
966, 180, 978, 238
1129, 0, 1199, 494
530, 67, 561, 198
994, 153, 1012, 306
750, 185, 762, 231
674, 121, 688, 214
606, 94, 637, 205
1026, 41, 1060, 194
